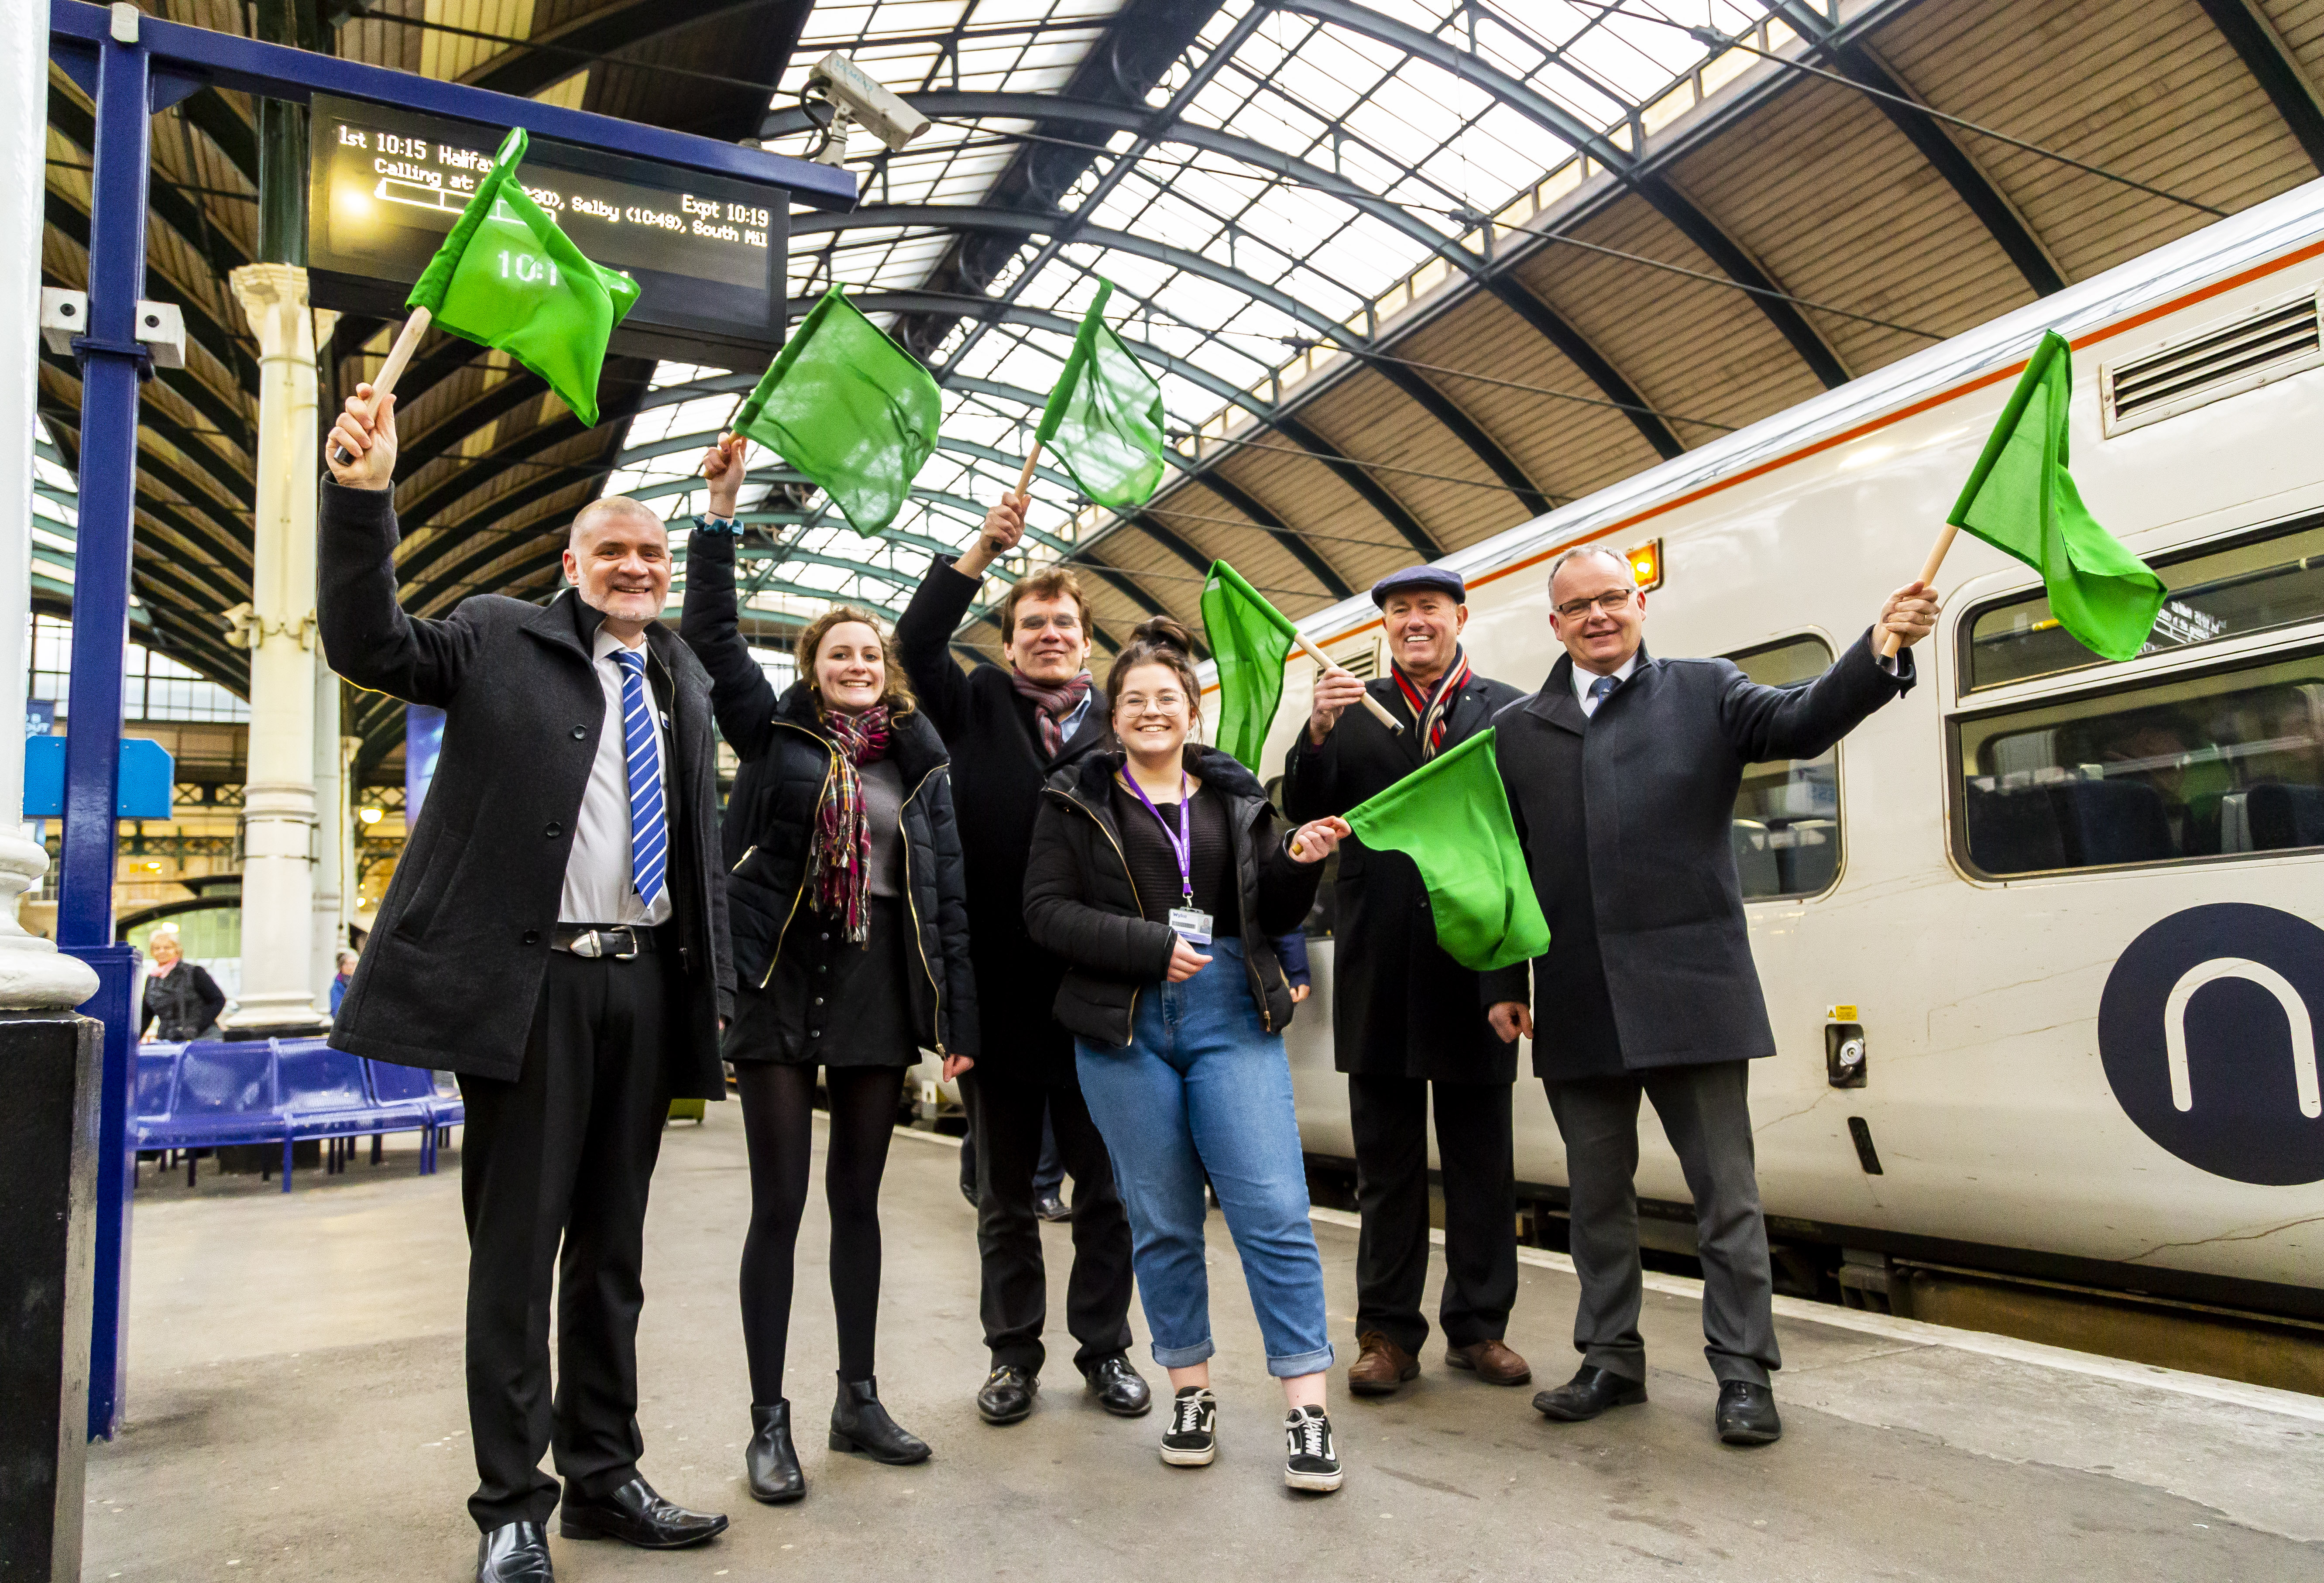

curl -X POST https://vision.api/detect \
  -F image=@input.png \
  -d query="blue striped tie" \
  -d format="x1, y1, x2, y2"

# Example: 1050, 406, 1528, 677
612, 648, 668, 911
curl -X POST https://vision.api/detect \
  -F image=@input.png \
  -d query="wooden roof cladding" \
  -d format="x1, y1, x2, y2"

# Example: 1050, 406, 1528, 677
982, 0, 2324, 669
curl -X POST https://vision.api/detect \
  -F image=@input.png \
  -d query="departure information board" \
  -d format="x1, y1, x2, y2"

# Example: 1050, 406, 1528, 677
307, 93, 789, 367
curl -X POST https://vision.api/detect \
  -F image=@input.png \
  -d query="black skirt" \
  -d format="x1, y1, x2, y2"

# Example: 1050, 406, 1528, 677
725, 894, 920, 1068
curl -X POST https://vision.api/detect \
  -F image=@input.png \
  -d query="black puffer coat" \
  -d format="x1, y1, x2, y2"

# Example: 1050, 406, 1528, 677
1023, 746, 1322, 1048
681, 532, 977, 1058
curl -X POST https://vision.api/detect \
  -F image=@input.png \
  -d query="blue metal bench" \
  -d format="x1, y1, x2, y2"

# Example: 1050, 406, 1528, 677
131, 1038, 464, 1192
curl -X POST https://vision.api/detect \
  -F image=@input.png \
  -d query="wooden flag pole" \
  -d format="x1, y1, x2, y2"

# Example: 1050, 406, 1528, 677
1878, 522, 1959, 659
328, 306, 433, 467
1292, 630, 1404, 733
1015, 440, 1043, 499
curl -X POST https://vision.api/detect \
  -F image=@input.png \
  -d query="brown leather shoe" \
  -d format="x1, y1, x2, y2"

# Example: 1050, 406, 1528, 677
1348, 1332, 1420, 1396
1445, 1338, 1533, 1386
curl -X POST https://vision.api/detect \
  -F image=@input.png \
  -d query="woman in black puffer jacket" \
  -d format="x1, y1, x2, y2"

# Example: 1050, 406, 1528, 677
683, 509, 975, 1506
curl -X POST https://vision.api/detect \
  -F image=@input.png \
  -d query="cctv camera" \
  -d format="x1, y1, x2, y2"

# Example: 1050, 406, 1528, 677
804, 53, 930, 161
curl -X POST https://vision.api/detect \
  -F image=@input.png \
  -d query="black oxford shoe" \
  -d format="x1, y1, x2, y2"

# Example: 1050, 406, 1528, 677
1083, 1353, 1153, 1418
1532, 1365, 1648, 1422
746, 1400, 805, 1503
558, 1477, 727, 1548
476, 1521, 553, 1583
1716, 1380, 1782, 1446
976, 1364, 1039, 1425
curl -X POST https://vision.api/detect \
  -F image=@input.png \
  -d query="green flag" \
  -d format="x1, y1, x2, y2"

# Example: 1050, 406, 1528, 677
1201, 560, 1299, 772
1948, 330, 2165, 661
1036, 279, 1167, 512
732, 287, 942, 537
1345, 730, 1548, 973
405, 127, 639, 428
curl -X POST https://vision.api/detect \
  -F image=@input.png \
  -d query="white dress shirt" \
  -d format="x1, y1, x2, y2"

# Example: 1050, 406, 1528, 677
560, 626, 673, 926
1572, 652, 1641, 716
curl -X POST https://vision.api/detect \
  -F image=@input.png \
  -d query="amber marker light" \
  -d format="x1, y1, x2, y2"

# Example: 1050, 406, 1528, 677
1626, 538, 1664, 593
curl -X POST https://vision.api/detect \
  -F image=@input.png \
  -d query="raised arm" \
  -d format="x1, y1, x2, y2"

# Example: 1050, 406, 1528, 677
677, 525, 782, 762
318, 389, 482, 707
895, 556, 985, 737
1718, 629, 1914, 765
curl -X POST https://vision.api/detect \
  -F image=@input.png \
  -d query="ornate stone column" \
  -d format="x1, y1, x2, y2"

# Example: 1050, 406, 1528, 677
225, 264, 334, 1033
310, 666, 344, 1004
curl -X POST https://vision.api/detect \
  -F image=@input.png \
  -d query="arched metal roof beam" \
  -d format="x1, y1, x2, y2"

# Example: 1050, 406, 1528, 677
460, 0, 780, 98
1269, 416, 1442, 558
1184, 471, 1356, 598
1769, 1, 2064, 296
41, 189, 260, 389
399, 373, 553, 477
794, 207, 1551, 510
1277, 0, 1850, 388
2191, 0, 2324, 172
773, 92, 1681, 457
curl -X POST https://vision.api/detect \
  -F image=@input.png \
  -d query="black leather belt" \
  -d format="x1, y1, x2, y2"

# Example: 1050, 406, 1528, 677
553, 924, 658, 958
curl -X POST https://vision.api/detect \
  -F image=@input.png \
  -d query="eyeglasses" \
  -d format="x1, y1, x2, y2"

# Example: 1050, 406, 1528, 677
1553, 587, 1636, 620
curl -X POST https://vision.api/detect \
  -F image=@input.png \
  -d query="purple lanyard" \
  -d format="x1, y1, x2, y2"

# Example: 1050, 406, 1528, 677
1122, 769, 1195, 906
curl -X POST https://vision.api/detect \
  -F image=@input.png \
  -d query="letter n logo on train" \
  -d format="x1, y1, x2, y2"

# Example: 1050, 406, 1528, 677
2097, 903, 2324, 1185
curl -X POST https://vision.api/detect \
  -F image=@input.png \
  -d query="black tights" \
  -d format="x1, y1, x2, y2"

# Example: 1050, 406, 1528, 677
737, 1063, 905, 1403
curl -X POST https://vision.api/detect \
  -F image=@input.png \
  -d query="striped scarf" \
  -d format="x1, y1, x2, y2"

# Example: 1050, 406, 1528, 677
1011, 668, 1094, 757
1391, 648, 1472, 759
809, 704, 893, 943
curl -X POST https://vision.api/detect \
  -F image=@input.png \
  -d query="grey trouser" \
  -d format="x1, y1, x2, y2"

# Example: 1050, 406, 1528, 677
1544, 1059, 1779, 1387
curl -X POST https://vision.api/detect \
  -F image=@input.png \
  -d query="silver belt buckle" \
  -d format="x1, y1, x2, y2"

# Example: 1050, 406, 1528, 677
607, 927, 642, 961
570, 927, 641, 959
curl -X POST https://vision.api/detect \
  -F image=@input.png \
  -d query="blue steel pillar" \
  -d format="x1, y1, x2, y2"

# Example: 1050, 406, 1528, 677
58, 12, 153, 1444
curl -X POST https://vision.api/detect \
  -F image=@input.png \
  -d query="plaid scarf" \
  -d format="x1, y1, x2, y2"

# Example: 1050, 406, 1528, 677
809, 704, 893, 943
1011, 667, 1094, 757
1391, 648, 1472, 759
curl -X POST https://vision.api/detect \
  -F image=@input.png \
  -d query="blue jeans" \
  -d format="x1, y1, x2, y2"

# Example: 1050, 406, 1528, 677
1075, 939, 1335, 1379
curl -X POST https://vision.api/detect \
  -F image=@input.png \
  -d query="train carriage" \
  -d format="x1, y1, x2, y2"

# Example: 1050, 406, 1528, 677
1242, 174, 2324, 1334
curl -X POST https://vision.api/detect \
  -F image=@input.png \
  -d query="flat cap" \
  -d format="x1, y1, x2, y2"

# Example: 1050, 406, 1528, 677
1370, 564, 1466, 607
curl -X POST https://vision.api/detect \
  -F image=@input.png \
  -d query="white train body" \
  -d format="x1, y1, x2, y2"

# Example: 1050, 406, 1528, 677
1249, 178, 2324, 1303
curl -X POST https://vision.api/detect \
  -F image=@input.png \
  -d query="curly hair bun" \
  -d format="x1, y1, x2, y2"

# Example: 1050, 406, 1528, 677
1129, 614, 1195, 655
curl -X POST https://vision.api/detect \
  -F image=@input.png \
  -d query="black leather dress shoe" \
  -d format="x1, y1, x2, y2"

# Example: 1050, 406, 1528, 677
829, 1374, 931, 1464
1034, 1193, 1072, 1222
558, 1477, 727, 1548
976, 1364, 1038, 1425
1716, 1380, 1782, 1445
476, 1521, 553, 1583
746, 1400, 805, 1503
1531, 1365, 1648, 1422
1082, 1353, 1152, 1417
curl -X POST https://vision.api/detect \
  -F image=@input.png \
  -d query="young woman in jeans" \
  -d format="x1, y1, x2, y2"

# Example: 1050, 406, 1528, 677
1023, 616, 1354, 1491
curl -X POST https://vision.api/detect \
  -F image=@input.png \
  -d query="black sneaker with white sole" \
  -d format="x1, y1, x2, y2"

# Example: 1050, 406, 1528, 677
1160, 1387, 1217, 1466
1283, 1404, 1342, 1492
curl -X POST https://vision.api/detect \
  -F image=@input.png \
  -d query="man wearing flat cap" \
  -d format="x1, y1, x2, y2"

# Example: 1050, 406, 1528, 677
1281, 565, 1532, 1397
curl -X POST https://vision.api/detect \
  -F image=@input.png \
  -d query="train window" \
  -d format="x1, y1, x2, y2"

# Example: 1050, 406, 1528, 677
1964, 515, 2324, 691
1728, 635, 1841, 902
1955, 650, 2324, 876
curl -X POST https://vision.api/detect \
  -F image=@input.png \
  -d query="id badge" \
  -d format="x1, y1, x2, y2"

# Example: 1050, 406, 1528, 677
1167, 907, 1214, 945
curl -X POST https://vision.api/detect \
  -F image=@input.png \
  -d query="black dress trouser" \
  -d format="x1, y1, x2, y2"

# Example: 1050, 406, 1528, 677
1349, 1074, 1520, 1356
963, 1068, 1134, 1374
457, 945, 673, 1531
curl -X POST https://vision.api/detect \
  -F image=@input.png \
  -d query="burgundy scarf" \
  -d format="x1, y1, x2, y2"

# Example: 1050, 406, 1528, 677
1391, 648, 1472, 759
809, 704, 893, 943
1011, 668, 1093, 757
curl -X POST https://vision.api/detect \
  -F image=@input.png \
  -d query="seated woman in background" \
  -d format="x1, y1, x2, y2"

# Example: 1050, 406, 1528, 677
1023, 616, 1353, 1493
682, 441, 977, 1505
141, 924, 225, 1043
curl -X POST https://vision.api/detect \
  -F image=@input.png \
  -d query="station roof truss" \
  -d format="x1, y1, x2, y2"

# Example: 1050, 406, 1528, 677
39, 0, 2324, 778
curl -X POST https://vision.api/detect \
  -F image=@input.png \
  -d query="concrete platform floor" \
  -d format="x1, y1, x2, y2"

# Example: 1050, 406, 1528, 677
85, 1101, 2324, 1582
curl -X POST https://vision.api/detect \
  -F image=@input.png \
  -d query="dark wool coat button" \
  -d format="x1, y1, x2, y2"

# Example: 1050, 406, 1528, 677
522, 930, 540, 945
544, 821, 562, 838
571, 725, 587, 739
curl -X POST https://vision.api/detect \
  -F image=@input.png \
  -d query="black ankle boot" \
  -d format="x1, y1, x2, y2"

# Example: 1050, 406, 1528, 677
828, 1374, 930, 1465
746, 1400, 805, 1504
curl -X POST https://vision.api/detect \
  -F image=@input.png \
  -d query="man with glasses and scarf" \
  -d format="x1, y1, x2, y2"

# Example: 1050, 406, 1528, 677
896, 493, 1148, 1430
1281, 566, 1532, 1399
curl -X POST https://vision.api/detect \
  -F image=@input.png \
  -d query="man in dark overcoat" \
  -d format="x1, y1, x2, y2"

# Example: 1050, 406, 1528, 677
1281, 566, 1532, 1396
893, 493, 1147, 1428
321, 386, 733, 1582
1487, 545, 1936, 1446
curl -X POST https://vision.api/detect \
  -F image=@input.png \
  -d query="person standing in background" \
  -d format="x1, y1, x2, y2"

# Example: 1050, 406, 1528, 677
141, 924, 225, 1042
329, 947, 359, 1015
895, 492, 1148, 1428
1281, 567, 1531, 1399
322, 385, 733, 1582
684, 435, 977, 1504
